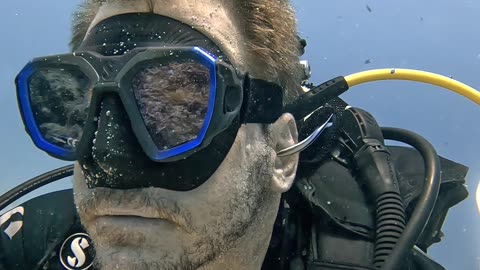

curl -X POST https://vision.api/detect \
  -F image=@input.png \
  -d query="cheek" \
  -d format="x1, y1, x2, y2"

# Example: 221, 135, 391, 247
73, 163, 88, 200
179, 125, 273, 225
72, 164, 95, 223
180, 138, 247, 219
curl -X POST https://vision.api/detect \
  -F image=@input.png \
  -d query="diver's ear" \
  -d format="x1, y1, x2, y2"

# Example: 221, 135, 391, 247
270, 113, 299, 193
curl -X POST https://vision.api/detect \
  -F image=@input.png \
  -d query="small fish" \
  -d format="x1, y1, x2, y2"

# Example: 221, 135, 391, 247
366, 5, 372, 12
364, 59, 372, 64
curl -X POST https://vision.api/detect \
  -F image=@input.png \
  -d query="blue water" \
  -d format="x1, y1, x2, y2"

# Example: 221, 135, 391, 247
1, 0, 479, 268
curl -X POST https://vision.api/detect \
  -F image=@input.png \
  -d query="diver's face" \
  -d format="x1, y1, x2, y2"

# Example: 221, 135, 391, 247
74, 124, 279, 270
73, 1, 299, 270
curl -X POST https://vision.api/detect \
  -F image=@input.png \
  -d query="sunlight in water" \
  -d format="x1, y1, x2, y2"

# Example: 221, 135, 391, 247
476, 181, 480, 215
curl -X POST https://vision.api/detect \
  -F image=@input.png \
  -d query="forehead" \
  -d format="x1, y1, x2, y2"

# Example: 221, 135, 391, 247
87, 0, 246, 68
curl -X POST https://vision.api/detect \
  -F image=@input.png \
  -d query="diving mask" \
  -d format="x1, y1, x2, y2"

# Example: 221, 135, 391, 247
16, 46, 283, 162
15, 13, 285, 190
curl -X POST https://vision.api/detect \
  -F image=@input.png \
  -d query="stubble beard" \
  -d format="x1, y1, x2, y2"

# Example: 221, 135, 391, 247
76, 152, 274, 270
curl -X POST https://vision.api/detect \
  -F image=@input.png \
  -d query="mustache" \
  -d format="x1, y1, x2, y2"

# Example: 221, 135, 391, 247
75, 187, 193, 233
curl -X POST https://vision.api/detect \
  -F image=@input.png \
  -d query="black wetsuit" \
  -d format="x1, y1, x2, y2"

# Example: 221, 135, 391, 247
0, 189, 87, 270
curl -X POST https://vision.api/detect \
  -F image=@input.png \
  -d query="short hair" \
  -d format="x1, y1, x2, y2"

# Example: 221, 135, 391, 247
70, 0, 303, 103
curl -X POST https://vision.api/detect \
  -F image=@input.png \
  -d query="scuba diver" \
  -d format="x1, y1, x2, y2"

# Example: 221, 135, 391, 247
0, 0, 476, 269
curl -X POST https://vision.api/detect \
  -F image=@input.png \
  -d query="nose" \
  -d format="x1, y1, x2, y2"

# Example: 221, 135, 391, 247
76, 92, 240, 191
78, 94, 151, 189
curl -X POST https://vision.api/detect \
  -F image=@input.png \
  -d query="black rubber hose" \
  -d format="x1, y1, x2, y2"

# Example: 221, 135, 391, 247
339, 107, 407, 268
0, 164, 74, 212
374, 192, 406, 268
353, 141, 407, 268
380, 128, 441, 270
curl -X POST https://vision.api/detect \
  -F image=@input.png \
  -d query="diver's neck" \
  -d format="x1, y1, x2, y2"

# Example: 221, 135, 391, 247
198, 200, 279, 270
199, 224, 272, 270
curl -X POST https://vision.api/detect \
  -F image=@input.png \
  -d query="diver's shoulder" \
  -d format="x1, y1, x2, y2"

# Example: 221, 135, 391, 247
0, 189, 80, 270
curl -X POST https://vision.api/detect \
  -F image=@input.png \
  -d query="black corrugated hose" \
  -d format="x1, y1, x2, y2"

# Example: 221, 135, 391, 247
353, 136, 407, 268
380, 127, 441, 270
374, 191, 407, 268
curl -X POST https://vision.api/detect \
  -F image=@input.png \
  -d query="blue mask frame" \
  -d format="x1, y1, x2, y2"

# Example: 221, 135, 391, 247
16, 46, 284, 162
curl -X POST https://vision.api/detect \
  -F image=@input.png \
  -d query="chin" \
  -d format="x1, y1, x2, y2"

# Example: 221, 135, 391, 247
88, 219, 193, 270
95, 245, 187, 270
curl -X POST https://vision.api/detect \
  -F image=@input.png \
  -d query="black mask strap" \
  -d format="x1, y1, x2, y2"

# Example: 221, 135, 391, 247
242, 77, 284, 123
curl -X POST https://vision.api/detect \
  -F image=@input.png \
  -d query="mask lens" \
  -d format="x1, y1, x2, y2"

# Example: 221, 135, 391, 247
28, 66, 91, 150
132, 59, 211, 150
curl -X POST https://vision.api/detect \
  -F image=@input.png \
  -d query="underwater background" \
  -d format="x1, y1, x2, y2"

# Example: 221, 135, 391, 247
0, 0, 479, 269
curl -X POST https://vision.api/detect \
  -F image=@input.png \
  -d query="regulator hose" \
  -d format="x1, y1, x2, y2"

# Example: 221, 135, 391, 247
380, 128, 441, 270
0, 164, 74, 212
339, 107, 407, 269
373, 191, 406, 268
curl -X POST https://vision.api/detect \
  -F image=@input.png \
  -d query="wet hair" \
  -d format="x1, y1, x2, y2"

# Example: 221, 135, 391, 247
70, 0, 303, 103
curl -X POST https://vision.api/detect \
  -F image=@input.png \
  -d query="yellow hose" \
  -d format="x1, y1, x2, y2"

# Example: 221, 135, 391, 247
344, 68, 480, 105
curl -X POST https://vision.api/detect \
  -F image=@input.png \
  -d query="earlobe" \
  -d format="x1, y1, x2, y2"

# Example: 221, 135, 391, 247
271, 113, 299, 193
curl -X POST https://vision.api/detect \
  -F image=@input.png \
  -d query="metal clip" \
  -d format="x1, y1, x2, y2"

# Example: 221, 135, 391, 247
277, 114, 334, 157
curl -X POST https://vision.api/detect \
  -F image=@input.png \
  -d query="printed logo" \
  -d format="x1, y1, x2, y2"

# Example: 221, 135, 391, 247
60, 233, 95, 270
0, 207, 24, 239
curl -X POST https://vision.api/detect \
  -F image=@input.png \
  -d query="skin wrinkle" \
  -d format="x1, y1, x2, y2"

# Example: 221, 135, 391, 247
71, 1, 301, 269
